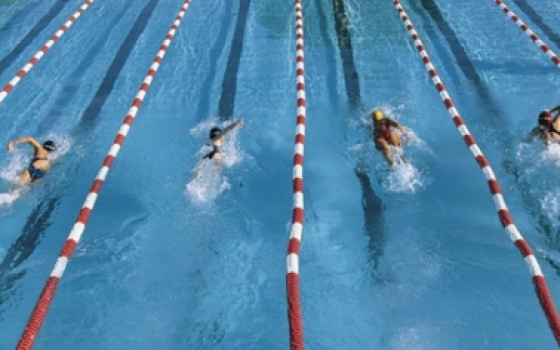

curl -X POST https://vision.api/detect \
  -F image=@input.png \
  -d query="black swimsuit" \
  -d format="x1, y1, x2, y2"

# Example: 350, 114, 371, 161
27, 156, 48, 181
203, 144, 220, 160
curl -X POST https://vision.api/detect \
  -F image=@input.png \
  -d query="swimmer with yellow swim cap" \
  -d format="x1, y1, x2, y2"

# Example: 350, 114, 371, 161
371, 109, 410, 167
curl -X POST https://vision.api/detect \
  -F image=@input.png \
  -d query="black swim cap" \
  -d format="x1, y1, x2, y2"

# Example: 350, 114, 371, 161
209, 127, 221, 140
43, 140, 56, 152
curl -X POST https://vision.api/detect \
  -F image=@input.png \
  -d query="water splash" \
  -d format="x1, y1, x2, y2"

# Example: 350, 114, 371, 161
185, 160, 231, 204
385, 160, 424, 193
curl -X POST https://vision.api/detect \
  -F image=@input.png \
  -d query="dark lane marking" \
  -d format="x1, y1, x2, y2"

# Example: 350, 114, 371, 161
0, 0, 68, 76
77, 0, 160, 129
512, 0, 560, 51
0, 196, 59, 318
332, 0, 361, 107
218, 0, 250, 121
194, 1, 233, 122
36, 3, 131, 134
354, 167, 385, 279
419, 0, 499, 115
314, 0, 339, 106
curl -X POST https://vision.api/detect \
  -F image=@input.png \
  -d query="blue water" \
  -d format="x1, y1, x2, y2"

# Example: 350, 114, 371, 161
0, 0, 559, 348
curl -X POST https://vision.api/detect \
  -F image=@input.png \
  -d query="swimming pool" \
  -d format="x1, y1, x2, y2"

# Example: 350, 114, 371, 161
0, 0, 560, 348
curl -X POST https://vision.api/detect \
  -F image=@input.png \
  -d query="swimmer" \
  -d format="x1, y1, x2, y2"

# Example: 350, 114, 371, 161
526, 106, 560, 144
371, 110, 410, 167
6, 136, 56, 187
203, 119, 243, 162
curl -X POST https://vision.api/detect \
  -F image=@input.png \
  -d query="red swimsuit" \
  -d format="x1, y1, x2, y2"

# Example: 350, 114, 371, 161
374, 119, 397, 142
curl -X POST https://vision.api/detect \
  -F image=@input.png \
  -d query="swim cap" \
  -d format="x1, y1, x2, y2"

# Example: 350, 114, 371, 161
209, 127, 222, 140
538, 110, 552, 125
372, 110, 384, 121
43, 140, 56, 152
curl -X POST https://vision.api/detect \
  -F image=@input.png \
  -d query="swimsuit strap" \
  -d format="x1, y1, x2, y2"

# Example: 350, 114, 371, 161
203, 144, 220, 159
549, 125, 560, 136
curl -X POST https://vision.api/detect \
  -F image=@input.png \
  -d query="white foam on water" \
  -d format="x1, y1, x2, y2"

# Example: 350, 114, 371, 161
385, 159, 424, 193
0, 187, 26, 207
185, 160, 231, 204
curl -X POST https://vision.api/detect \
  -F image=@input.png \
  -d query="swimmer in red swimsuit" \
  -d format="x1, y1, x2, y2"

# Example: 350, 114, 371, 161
371, 110, 410, 166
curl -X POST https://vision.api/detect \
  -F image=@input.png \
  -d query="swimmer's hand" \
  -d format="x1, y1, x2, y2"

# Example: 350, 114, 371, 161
6, 141, 14, 152
238, 118, 244, 126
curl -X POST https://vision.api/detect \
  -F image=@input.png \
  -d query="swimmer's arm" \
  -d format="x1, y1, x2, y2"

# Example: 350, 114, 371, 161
551, 105, 560, 121
391, 119, 411, 141
525, 127, 540, 142
6, 136, 41, 152
221, 119, 244, 136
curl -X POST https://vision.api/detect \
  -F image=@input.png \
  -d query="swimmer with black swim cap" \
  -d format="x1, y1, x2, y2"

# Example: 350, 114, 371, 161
6, 136, 56, 186
527, 105, 560, 143
203, 119, 244, 162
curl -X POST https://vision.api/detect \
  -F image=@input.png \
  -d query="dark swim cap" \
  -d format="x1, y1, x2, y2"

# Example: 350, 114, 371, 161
43, 140, 56, 152
209, 127, 221, 140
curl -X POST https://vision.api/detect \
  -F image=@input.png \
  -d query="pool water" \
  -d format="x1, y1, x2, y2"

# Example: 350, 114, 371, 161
0, 0, 560, 348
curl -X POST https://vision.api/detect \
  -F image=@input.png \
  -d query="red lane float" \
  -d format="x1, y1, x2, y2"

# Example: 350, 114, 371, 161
494, 0, 560, 67
286, 0, 306, 348
0, 0, 94, 104
16, 1, 193, 349
392, 0, 560, 345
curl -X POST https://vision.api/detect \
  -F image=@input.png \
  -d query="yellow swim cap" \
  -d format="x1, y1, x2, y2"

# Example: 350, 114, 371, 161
372, 110, 383, 121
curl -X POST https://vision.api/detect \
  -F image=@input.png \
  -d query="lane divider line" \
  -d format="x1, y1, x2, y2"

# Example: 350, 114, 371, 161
392, 0, 560, 345
0, 0, 94, 104
494, 0, 560, 68
286, 0, 306, 348
16, 1, 193, 348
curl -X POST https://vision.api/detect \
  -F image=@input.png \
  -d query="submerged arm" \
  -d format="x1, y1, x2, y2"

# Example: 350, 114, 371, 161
551, 105, 560, 121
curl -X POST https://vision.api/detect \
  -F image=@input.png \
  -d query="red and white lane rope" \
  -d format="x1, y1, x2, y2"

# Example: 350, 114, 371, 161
16, 1, 192, 348
494, 0, 560, 68
0, 0, 94, 104
393, 0, 560, 345
286, 0, 306, 348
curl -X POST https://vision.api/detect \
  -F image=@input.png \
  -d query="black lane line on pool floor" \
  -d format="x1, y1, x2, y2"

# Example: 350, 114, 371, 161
0, 197, 60, 317
332, 0, 361, 107
511, 0, 560, 52
0, 0, 69, 76
77, 0, 160, 130
218, 0, 250, 122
